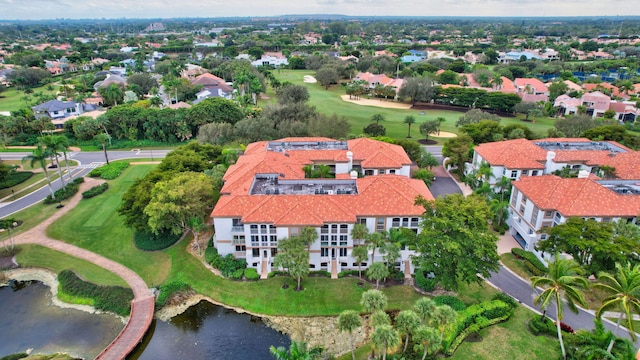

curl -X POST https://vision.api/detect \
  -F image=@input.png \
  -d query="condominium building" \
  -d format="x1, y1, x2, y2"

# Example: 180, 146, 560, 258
211, 137, 433, 278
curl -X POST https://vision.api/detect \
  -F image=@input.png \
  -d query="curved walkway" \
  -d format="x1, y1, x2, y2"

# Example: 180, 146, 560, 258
1, 178, 154, 360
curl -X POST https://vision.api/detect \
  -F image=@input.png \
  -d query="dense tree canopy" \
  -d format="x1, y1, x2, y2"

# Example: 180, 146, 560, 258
414, 194, 500, 291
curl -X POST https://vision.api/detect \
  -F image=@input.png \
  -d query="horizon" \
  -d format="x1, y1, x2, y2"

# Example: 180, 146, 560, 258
1, 0, 639, 22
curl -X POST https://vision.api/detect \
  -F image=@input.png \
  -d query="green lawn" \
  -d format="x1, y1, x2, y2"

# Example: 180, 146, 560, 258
0, 86, 58, 113
15, 244, 126, 287
450, 306, 561, 360
0, 202, 60, 241
272, 69, 557, 140
45, 164, 172, 287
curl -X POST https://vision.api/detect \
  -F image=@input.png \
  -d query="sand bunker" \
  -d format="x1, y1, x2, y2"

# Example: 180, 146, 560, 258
431, 131, 457, 138
340, 95, 412, 109
303, 75, 317, 83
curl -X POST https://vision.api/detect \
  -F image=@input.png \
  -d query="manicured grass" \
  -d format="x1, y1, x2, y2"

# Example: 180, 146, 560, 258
0, 86, 58, 112
14, 244, 126, 287
450, 306, 561, 360
500, 253, 534, 280
273, 70, 557, 140
0, 202, 59, 241
46, 164, 171, 287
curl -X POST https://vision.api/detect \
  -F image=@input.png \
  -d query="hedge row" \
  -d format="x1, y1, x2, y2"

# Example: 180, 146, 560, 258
0, 171, 32, 189
511, 248, 548, 274
88, 162, 129, 180
434, 295, 467, 311
43, 177, 84, 204
82, 183, 109, 199
443, 300, 514, 355
58, 269, 133, 316
338, 269, 360, 278
528, 315, 556, 336
134, 230, 181, 251
205, 246, 247, 277
156, 281, 191, 307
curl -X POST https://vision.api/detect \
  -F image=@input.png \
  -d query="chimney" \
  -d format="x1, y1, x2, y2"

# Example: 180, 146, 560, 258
577, 170, 589, 179
350, 170, 358, 179
346, 151, 353, 169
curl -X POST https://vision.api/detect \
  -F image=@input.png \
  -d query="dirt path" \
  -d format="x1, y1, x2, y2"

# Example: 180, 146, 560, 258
0, 177, 154, 360
340, 95, 412, 109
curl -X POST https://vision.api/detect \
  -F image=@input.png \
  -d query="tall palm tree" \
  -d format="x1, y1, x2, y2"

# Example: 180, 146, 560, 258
352, 245, 369, 278
39, 135, 65, 188
269, 340, 322, 360
94, 132, 111, 164
414, 297, 436, 325
404, 115, 416, 138
491, 74, 503, 90
370, 324, 400, 360
595, 262, 640, 352
55, 135, 74, 181
367, 231, 387, 264
413, 325, 441, 360
531, 255, 589, 360
350, 223, 369, 247
337, 310, 361, 360
432, 305, 457, 338
395, 309, 421, 353
371, 113, 385, 126
22, 145, 55, 199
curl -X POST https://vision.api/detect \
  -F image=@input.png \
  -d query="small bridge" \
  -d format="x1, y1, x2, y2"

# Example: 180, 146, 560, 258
96, 296, 154, 360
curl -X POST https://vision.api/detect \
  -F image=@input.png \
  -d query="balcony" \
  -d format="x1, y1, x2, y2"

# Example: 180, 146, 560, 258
232, 238, 245, 245
233, 251, 246, 258
231, 225, 245, 233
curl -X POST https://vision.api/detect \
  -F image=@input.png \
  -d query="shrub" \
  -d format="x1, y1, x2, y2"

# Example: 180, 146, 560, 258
229, 268, 245, 280
310, 270, 331, 278
524, 260, 544, 276
208, 251, 247, 278
268, 270, 287, 278
442, 300, 513, 355
559, 321, 575, 334
434, 295, 467, 311
528, 315, 556, 336
205, 246, 219, 264
415, 268, 436, 292
511, 248, 548, 273
492, 293, 519, 309
43, 178, 83, 204
156, 281, 190, 306
390, 268, 405, 281
58, 270, 133, 316
134, 230, 181, 251
88, 161, 130, 180
244, 268, 259, 280
338, 270, 360, 278
82, 183, 109, 199
0, 171, 32, 189
0, 353, 28, 360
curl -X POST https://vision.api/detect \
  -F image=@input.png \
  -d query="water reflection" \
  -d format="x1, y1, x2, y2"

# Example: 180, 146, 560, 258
129, 300, 290, 360
0, 281, 123, 359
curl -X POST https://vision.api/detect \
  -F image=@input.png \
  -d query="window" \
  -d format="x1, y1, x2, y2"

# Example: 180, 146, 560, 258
392, 218, 400, 227
544, 211, 553, 219
250, 235, 259, 246
602, 217, 611, 223
233, 235, 245, 244
510, 170, 518, 179
376, 218, 385, 232
357, 218, 367, 225
340, 224, 348, 234
252, 248, 260, 257
532, 170, 539, 176
271, 248, 277, 257
339, 235, 347, 246
541, 221, 552, 228
389, 169, 396, 174
540, 234, 547, 240
339, 248, 347, 257
289, 227, 299, 237
235, 245, 246, 252
321, 248, 329, 257
531, 206, 539, 224
522, 196, 528, 205
519, 204, 525, 214
522, 170, 528, 176
411, 218, 419, 227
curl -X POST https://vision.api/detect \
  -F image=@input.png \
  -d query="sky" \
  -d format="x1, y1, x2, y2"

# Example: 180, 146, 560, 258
0, 0, 637, 20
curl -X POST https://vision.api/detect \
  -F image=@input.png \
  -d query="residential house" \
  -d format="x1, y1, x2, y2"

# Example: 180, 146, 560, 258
554, 91, 639, 121
353, 72, 405, 96
514, 78, 549, 102
31, 100, 98, 128
211, 137, 432, 278
498, 51, 541, 63
189, 72, 232, 101
251, 53, 288, 68
93, 74, 127, 91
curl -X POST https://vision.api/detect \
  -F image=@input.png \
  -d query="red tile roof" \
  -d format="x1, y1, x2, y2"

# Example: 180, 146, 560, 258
212, 137, 431, 226
513, 175, 640, 217
474, 139, 547, 169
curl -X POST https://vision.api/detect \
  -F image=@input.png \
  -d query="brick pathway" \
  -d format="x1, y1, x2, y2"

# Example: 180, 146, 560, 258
1, 177, 154, 360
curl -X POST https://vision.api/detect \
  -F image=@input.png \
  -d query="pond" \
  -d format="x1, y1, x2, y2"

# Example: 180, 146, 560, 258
0, 281, 290, 359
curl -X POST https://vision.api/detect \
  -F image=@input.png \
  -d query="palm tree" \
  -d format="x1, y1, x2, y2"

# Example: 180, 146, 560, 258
99, 83, 124, 107
269, 340, 322, 360
404, 115, 416, 138
337, 310, 361, 360
39, 135, 65, 188
595, 262, 640, 352
432, 305, 457, 338
352, 245, 369, 278
494, 176, 512, 202
413, 325, 442, 360
361, 289, 388, 313
491, 74, 503, 90
94, 133, 111, 164
55, 135, 74, 181
370, 324, 400, 360
22, 145, 55, 199
371, 113, 385, 126
367, 262, 390, 289
367, 231, 387, 264
371, 310, 391, 327
395, 309, 421, 353
413, 297, 436, 325
531, 255, 589, 360
350, 223, 368, 246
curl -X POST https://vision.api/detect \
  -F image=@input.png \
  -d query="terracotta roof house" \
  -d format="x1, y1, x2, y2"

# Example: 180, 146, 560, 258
514, 78, 549, 102
469, 138, 640, 262
353, 72, 406, 95
211, 137, 432, 278
508, 174, 640, 261
583, 83, 627, 99
190, 73, 233, 101
554, 91, 639, 121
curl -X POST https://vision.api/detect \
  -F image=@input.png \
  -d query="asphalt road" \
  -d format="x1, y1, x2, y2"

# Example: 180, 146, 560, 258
0, 150, 170, 218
